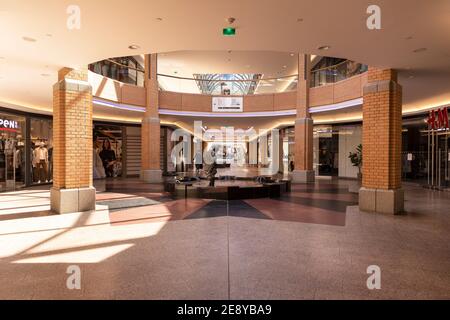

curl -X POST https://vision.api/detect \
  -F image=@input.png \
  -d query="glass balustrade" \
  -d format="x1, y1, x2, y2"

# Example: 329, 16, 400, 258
157, 74, 299, 95
89, 58, 367, 92
311, 60, 368, 87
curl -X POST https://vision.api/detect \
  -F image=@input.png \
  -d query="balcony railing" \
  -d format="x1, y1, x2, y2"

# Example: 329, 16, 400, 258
157, 73, 298, 95
311, 60, 368, 87
89, 58, 367, 92
89, 58, 145, 87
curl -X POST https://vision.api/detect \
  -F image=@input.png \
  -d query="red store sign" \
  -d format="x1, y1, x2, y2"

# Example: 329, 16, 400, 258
427, 107, 449, 130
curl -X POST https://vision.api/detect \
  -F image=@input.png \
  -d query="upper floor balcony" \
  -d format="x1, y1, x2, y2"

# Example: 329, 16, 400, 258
88, 55, 368, 95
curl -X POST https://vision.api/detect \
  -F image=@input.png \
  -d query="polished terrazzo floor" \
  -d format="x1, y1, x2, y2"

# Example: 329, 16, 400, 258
0, 178, 449, 299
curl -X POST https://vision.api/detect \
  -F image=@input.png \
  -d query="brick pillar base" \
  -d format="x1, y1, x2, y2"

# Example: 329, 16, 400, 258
359, 187, 404, 214
291, 170, 315, 183
51, 187, 96, 214
359, 68, 404, 215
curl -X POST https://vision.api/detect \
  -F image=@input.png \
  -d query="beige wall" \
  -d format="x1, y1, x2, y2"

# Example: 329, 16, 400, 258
310, 73, 367, 107
90, 71, 367, 112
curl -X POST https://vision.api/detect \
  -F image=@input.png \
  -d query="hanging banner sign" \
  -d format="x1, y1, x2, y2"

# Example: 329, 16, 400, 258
212, 97, 243, 112
427, 107, 449, 130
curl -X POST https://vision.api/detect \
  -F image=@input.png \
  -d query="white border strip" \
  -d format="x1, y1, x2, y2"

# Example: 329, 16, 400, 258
309, 98, 363, 113
158, 109, 296, 118
93, 97, 363, 117
93, 98, 145, 112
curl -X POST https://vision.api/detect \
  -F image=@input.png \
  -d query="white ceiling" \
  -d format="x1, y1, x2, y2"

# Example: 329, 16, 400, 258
158, 50, 299, 94
0, 0, 449, 118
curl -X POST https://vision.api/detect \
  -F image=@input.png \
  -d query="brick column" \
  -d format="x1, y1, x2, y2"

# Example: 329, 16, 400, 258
359, 67, 404, 214
292, 54, 314, 183
50, 67, 95, 214
141, 53, 162, 183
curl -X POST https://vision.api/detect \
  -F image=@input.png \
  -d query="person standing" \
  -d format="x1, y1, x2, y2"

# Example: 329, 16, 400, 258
193, 151, 203, 176
99, 139, 116, 177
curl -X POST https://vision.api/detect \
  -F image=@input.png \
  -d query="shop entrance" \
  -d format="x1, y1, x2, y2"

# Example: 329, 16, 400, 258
0, 112, 26, 191
426, 107, 450, 190
427, 128, 449, 189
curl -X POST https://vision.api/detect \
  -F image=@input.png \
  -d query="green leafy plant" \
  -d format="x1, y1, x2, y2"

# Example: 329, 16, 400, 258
348, 144, 362, 178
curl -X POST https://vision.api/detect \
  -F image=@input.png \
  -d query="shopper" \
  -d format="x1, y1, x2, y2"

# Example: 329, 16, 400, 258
99, 138, 116, 177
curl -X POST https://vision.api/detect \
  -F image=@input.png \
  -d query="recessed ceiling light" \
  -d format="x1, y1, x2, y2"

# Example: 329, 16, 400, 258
41, 73, 51, 77
226, 17, 236, 24
22, 36, 37, 42
128, 44, 140, 50
413, 48, 427, 53
297, 18, 304, 22
408, 75, 414, 79
318, 45, 331, 51
290, 53, 295, 57
282, 65, 287, 69
46, 34, 52, 37
156, 17, 163, 21
405, 36, 413, 40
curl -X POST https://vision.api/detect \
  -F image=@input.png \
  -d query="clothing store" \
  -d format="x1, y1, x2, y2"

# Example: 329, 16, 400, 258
0, 108, 53, 192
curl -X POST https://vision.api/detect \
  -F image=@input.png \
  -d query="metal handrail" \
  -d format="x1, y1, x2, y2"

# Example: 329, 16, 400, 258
311, 59, 350, 74
157, 73, 298, 82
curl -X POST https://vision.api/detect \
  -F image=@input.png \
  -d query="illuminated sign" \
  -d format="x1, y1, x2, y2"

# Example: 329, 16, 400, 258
427, 107, 449, 130
0, 118, 19, 130
212, 97, 243, 112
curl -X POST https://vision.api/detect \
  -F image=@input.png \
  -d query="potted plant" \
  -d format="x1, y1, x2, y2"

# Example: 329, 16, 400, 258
348, 144, 363, 180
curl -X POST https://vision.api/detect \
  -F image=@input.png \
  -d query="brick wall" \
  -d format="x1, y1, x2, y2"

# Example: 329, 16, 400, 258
294, 54, 313, 171
141, 53, 161, 171
362, 67, 402, 190
53, 68, 93, 189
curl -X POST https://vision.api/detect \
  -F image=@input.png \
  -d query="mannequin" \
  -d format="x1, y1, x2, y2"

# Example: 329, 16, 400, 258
93, 136, 106, 179
33, 141, 48, 183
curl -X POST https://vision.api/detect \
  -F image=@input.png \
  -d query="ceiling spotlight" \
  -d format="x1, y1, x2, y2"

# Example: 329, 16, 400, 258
156, 17, 163, 21
413, 47, 427, 53
22, 36, 37, 42
405, 36, 413, 40
226, 17, 236, 24
290, 53, 295, 57
128, 44, 140, 50
297, 18, 304, 22
317, 45, 331, 51
46, 33, 52, 37
408, 75, 414, 79
282, 65, 287, 69
41, 73, 51, 77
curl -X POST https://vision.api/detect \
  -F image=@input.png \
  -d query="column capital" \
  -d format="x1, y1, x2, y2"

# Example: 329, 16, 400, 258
294, 117, 313, 125
58, 67, 88, 82
367, 67, 397, 82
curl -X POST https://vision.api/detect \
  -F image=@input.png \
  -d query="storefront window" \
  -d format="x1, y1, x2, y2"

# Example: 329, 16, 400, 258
0, 112, 26, 191
94, 125, 123, 178
30, 118, 53, 184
